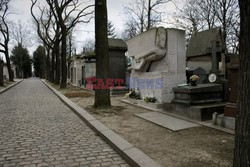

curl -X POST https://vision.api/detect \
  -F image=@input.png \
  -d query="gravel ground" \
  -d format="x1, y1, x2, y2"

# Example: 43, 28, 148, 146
0, 78, 129, 167
53, 83, 234, 167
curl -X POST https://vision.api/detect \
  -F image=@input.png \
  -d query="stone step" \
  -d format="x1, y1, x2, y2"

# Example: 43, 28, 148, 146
171, 103, 226, 121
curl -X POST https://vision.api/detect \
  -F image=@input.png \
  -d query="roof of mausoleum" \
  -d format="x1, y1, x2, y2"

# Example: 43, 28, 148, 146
108, 38, 127, 51
186, 28, 225, 58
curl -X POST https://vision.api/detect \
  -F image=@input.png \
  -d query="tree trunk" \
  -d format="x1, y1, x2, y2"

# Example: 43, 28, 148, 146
0, 59, 3, 86
234, 0, 250, 166
55, 39, 60, 84
4, 47, 13, 82
46, 47, 51, 81
60, 25, 67, 89
51, 49, 55, 83
94, 0, 111, 108
147, 0, 151, 30
68, 37, 72, 80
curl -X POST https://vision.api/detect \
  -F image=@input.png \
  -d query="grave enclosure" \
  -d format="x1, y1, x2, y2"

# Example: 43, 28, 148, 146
127, 27, 228, 122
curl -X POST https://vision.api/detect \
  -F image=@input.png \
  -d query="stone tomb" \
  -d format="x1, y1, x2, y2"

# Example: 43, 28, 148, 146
108, 38, 127, 83
172, 84, 225, 121
82, 38, 128, 94
172, 83, 225, 121
108, 38, 128, 95
127, 27, 186, 103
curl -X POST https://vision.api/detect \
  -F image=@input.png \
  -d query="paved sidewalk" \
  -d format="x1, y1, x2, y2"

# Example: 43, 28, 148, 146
0, 78, 129, 167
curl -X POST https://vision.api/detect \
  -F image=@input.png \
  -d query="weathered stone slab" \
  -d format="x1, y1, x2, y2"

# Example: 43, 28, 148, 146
135, 112, 199, 131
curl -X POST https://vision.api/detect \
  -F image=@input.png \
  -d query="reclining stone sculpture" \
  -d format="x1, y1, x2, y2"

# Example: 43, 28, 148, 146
129, 27, 167, 71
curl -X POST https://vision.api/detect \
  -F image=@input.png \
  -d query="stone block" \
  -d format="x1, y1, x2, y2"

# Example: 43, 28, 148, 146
172, 83, 223, 105
224, 116, 235, 130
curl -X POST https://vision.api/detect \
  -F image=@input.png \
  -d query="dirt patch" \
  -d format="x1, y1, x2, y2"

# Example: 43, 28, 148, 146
64, 91, 93, 98
50, 83, 234, 167
86, 105, 126, 116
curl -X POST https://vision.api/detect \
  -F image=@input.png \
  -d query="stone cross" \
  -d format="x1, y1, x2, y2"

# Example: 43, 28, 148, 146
207, 40, 223, 73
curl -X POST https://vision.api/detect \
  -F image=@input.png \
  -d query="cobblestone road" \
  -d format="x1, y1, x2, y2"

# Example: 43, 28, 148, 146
0, 78, 129, 167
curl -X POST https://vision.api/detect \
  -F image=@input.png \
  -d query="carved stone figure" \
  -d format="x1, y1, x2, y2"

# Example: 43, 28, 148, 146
129, 27, 167, 71
127, 27, 186, 103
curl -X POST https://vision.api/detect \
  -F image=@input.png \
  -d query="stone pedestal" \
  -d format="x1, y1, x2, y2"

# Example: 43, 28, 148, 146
224, 55, 239, 117
127, 28, 186, 103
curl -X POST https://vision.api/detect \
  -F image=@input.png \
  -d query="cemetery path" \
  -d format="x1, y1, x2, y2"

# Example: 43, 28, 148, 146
0, 78, 129, 167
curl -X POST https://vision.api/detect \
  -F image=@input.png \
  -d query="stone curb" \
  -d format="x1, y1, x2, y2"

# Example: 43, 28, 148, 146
41, 80, 162, 167
0, 79, 23, 94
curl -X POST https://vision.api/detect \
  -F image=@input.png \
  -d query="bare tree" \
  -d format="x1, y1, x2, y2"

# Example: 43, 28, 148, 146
0, 0, 9, 11
0, 1, 13, 81
31, 1, 57, 82
67, 27, 77, 80
234, 0, 250, 166
45, 0, 94, 88
178, 0, 239, 52
31, 0, 64, 84
180, 0, 217, 30
123, 0, 172, 39
94, 0, 110, 108
10, 20, 34, 47
214, 0, 239, 52
82, 38, 95, 55
107, 20, 116, 38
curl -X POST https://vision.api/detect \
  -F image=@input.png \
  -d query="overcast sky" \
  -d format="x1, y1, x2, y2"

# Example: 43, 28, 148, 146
5, 0, 180, 56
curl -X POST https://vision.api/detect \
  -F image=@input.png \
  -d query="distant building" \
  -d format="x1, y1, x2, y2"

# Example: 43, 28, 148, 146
68, 38, 127, 88
68, 55, 96, 87
186, 28, 226, 74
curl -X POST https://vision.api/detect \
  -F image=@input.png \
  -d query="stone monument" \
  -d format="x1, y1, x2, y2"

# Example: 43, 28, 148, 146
186, 67, 207, 84
172, 83, 224, 121
127, 27, 186, 103
108, 38, 127, 84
